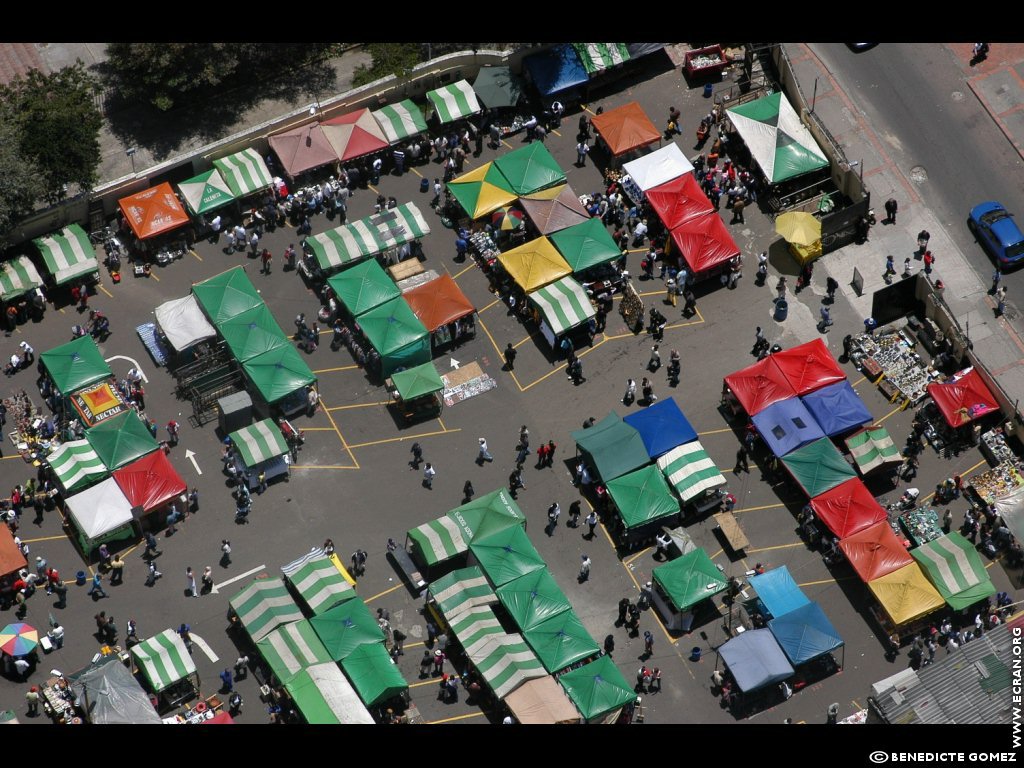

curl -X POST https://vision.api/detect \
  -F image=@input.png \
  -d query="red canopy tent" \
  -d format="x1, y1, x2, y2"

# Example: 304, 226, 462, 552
926, 368, 999, 427
268, 123, 340, 178
590, 102, 661, 157
810, 477, 888, 539
402, 274, 476, 332
770, 338, 846, 396
112, 450, 187, 514
838, 521, 913, 582
203, 711, 235, 724
118, 183, 190, 241
321, 109, 390, 163
0, 525, 27, 577
670, 213, 740, 275
723, 356, 798, 417
646, 174, 713, 230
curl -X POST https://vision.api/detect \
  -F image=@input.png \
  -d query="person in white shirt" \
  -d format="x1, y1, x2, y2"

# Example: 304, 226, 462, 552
210, 215, 222, 233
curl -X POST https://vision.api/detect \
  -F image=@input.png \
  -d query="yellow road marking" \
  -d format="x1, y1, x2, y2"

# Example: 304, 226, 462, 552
708, 548, 724, 560
1, 455, 27, 461
316, 395, 359, 469
476, 298, 501, 314
518, 338, 610, 393
698, 427, 734, 436
451, 262, 476, 280
325, 401, 389, 411
362, 583, 403, 603
512, 333, 539, 350
190, 250, 203, 262
301, 427, 336, 431
409, 678, 440, 689
428, 712, 487, 724
851, 375, 867, 386
346, 428, 461, 450
437, 417, 447, 431
150, 273, 160, 282
476, 315, 523, 391
291, 464, 360, 470
99, 284, 114, 298
623, 547, 651, 566
797, 576, 857, 587
875, 404, 903, 424
733, 502, 786, 514
745, 541, 804, 554
21, 534, 71, 543
312, 365, 360, 374
410, 167, 423, 178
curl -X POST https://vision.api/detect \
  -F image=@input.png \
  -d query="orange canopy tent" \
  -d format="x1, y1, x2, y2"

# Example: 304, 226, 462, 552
0, 525, 26, 577
402, 274, 476, 332
118, 183, 190, 241
590, 102, 661, 157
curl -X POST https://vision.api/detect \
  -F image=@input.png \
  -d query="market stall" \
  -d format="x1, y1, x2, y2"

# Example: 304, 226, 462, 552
623, 397, 698, 460
241, 345, 317, 416
645, 172, 714, 229
718, 628, 794, 692
898, 506, 944, 548
177, 168, 235, 217
284, 662, 375, 724
747, 566, 810, 621
590, 101, 661, 159
328, 259, 400, 319
256, 619, 333, 686
402, 274, 476, 351
0, 256, 43, 304
669, 211, 740, 279
217, 304, 289, 363
557, 655, 636, 724
212, 148, 274, 200
228, 577, 305, 643
522, 609, 600, 673
722, 356, 798, 418
504, 675, 581, 724
64, 476, 136, 555
130, 629, 200, 709
46, 439, 108, 495
447, 162, 518, 220
153, 294, 218, 354
527, 276, 595, 350
845, 425, 902, 476
651, 548, 728, 631
321, 109, 390, 163
0, 527, 27, 578
386, 361, 445, 423
910, 533, 995, 610
571, 412, 650, 483
751, 397, 827, 457
849, 328, 935, 407
656, 440, 727, 513
926, 367, 1000, 428
472, 65, 525, 109
493, 142, 566, 197
340, 642, 409, 708
112, 449, 186, 518
284, 556, 357, 616
309, 202, 431, 278
867, 562, 946, 635
548, 216, 622, 275
620, 143, 695, 198
356, 297, 432, 378
118, 182, 190, 242
426, 80, 482, 125
809, 478, 888, 540
522, 44, 590, 98
426, 566, 500, 626
33, 224, 100, 287
573, 43, 630, 74
468, 526, 546, 588
518, 184, 590, 235
309, 599, 386, 662
771, 338, 847, 396
407, 516, 469, 571
268, 122, 339, 179
497, 236, 572, 294
969, 462, 1024, 505
69, 380, 129, 428
496, 568, 572, 633
605, 464, 680, 547
980, 427, 1019, 468
192, 267, 264, 325
228, 419, 291, 491
68, 656, 162, 724
85, 410, 159, 470
767, 602, 844, 670
800, 380, 873, 437
40, 335, 111, 396
372, 99, 429, 144
781, 439, 858, 498
837, 522, 913, 583
725, 92, 828, 185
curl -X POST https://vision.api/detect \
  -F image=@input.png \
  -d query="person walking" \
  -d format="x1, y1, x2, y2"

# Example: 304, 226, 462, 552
220, 668, 234, 693
731, 197, 746, 224
923, 250, 935, 275
185, 567, 198, 597
144, 560, 162, 586
624, 378, 636, 405
992, 269, 1003, 295
422, 463, 436, 490
917, 230, 931, 253
543, 440, 556, 468
665, 278, 677, 307
585, 510, 598, 539
576, 140, 589, 167
997, 286, 1008, 316
578, 554, 591, 582
409, 442, 423, 469
826, 276, 839, 302
221, 539, 232, 567
648, 345, 661, 371
643, 629, 655, 657
201, 566, 214, 594
508, 466, 525, 498
109, 554, 125, 585
144, 531, 161, 559
567, 500, 582, 528
547, 502, 561, 531
883, 254, 896, 284
735, 445, 749, 474
775, 276, 787, 302
477, 438, 493, 464
503, 343, 517, 371
462, 480, 474, 503
26, 686, 39, 716
261, 248, 272, 275
818, 305, 833, 332
884, 198, 898, 224
87, 572, 108, 599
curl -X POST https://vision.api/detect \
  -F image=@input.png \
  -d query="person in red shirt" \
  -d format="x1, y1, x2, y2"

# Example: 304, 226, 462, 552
46, 567, 60, 594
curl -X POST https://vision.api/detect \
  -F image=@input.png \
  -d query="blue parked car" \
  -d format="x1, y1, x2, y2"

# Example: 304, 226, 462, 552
969, 201, 1024, 268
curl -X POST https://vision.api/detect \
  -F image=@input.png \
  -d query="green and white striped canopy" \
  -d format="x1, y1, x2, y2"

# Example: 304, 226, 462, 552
177, 168, 235, 215
33, 224, 99, 286
286, 662, 375, 724
0, 256, 43, 302
448, 604, 546, 698
845, 426, 902, 475
256, 619, 333, 685
448, 604, 504, 649
657, 440, 726, 503
229, 577, 305, 642
373, 99, 429, 143
910, 532, 996, 611
573, 43, 631, 74
426, 80, 482, 124
408, 515, 469, 568
229, 418, 289, 468
131, 629, 197, 693
285, 557, 357, 616
308, 203, 431, 272
47, 439, 108, 494
428, 566, 498, 623
529, 276, 595, 337
213, 148, 274, 198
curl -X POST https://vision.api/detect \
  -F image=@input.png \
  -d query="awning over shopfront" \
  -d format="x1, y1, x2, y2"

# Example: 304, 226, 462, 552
426, 80, 482, 124
229, 577, 305, 643
154, 294, 218, 353
118, 182, 190, 240
242, 344, 317, 405
356, 297, 431, 378
607, 464, 679, 531
40, 335, 111, 394
212, 148, 273, 198
340, 642, 408, 707
671, 211, 740, 274
402, 273, 475, 332
528, 276, 594, 337
522, 44, 589, 96
229, 419, 289, 468
810, 477, 888, 539
549, 217, 621, 274
33, 224, 99, 286
309, 599, 385, 662
838, 521, 914, 583
469, 526, 546, 588
429, 566, 499, 623
519, 184, 590, 235
910, 532, 996, 611
571, 412, 649, 482
719, 628, 795, 692
845, 425, 902, 475
768, 602, 844, 666
522, 609, 600, 673
47, 439, 108, 494
321, 109, 390, 163
328, 259, 401, 318
573, 43, 630, 74
0, 256, 42, 302
622, 143, 694, 192
751, 397, 826, 457
217, 304, 289, 363
781, 438, 857, 498
558, 655, 635, 723
656, 440, 726, 503
723, 356, 797, 417
498, 237, 572, 293
800, 380, 872, 437
645, 172, 712, 228
448, 162, 518, 219
590, 101, 660, 157
493, 142, 566, 197
472, 65, 524, 109
131, 629, 197, 693
177, 168, 235, 215
926, 368, 999, 427
285, 662, 375, 724
868, 563, 946, 626
496, 568, 572, 633
268, 122, 338, 178
192, 267, 264, 325
372, 99, 428, 144
390, 361, 445, 402
748, 566, 810, 620
623, 398, 697, 459
284, 556, 357, 616
726, 92, 829, 184
256, 619, 332, 685
112, 450, 186, 514
85, 410, 159, 470
771, 339, 847, 396
652, 548, 728, 612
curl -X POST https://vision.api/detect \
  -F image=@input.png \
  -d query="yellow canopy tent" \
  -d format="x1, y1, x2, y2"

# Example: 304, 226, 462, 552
867, 562, 945, 626
497, 237, 572, 293
447, 162, 517, 219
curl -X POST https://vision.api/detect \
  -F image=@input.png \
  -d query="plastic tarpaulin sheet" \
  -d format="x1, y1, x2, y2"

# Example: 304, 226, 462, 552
112, 450, 187, 514
528, 276, 594, 337
85, 410, 159, 470
811, 477, 888, 539
768, 602, 844, 665
285, 662, 375, 724
356, 297, 431, 378
426, 80, 481, 124
570, 411, 650, 482
782, 439, 857, 498
472, 65, 524, 109
242, 345, 317, 405
229, 419, 289, 467
725, 92, 828, 183
838, 521, 913, 582
493, 142, 566, 197
719, 628, 794, 693
40, 335, 111, 394
177, 168, 234, 215
33, 224, 99, 285
309, 599, 384, 662
868, 563, 946, 626
498, 237, 572, 293
340, 642, 408, 707
321, 109, 390, 163
469, 526, 546, 588
131, 629, 196, 693
154, 294, 217, 352
591, 101, 661, 157
372, 99, 428, 144
548, 217, 622, 274
47, 439, 108, 494
748, 566, 810, 620
256, 619, 332, 685
448, 162, 518, 219
558, 654, 636, 723
656, 440, 726, 502
751, 397, 826, 457
69, 656, 162, 724
652, 548, 728, 612
217, 304, 289, 363
0, 256, 43, 302
429, 566, 499, 623
573, 43, 630, 74
671, 212, 741, 274
846, 426, 902, 475
607, 464, 679, 531
523, 44, 589, 96
926, 367, 999, 428
229, 577, 305, 643
402, 273, 475, 332
770, 339, 847, 396
328, 259, 401, 318
626, 43, 667, 59
285, 557, 357, 616
118, 182, 189, 240
723, 356, 797, 417
522, 609, 600, 673
192, 267, 263, 325
212, 148, 273, 198
268, 122, 338, 178
910, 532, 996, 611
390, 361, 445, 402
992, 483, 1024, 547
801, 380, 872, 437
505, 675, 581, 724
519, 184, 590, 235
646, 173, 713, 229
496, 568, 572, 633
622, 143, 695, 192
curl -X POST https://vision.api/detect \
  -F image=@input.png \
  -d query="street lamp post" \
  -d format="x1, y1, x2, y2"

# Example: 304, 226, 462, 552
126, 147, 137, 175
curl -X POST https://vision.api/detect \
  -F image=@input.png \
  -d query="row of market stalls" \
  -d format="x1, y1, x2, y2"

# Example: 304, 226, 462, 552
522, 43, 666, 102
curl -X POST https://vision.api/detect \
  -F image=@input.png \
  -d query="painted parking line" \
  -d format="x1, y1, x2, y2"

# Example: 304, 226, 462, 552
312, 365, 360, 374
698, 427, 734, 436
301, 427, 337, 431
325, 401, 390, 412
732, 502, 786, 515
362, 583, 403, 603
851, 375, 867, 386
316, 396, 359, 469
21, 534, 72, 543
291, 464, 360, 470
875, 404, 903, 424
623, 548, 651, 566
797, 576, 857, 588
744, 541, 804, 555
99, 284, 114, 298
450, 262, 477, 281
346, 427, 462, 450
190, 250, 203, 262
427, 711, 488, 724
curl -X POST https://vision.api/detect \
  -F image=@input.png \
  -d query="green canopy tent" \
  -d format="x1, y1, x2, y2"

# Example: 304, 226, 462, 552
217, 304, 289, 363
46, 439, 109, 494
213, 148, 274, 198
448, 489, 527, 542
241, 345, 317, 405
408, 515, 471, 569
285, 662, 375, 724
725, 92, 829, 184
256, 619, 333, 685
192, 267, 264, 325
448, 604, 504, 648
284, 556, 357, 616
549, 217, 623, 274
657, 440, 727, 503
573, 43, 631, 74
472, 65, 525, 109
496, 568, 572, 633
606, 464, 680, 533
391, 361, 445, 401
33, 224, 99, 286
528, 276, 595, 347
428, 566, 499, 624
522, 609, 600, 673
84, 410, 159, 470
228, 418, 289, 468
340, 642, 409, 707
426, 79, 482, 124
372, 99, 429, 144
571, 412, 650, 482
469, 526, 546, 588
309, 599, 385, 662
493, 142, 567, 197
356, 297, 431, 378
911, 532, 996, 611
327, 259, 400, 318
177, 168, 235, 215
0, 256, 43, 302
558, 655, 636, 723
228, 577, 305, 643
781, 438, 858, 498
40, 335, 111, 395
845, 425, 902, 475
652, 548, 728, 613
447, 162, 518, 220
130, 629, 198, 694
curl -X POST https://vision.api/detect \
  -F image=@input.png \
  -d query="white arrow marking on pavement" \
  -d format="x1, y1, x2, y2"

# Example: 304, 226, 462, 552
450, 357, 460, 369
184, 449, 202, 475
105, 355, 149, 383
189, 631, 219, 663
210, 564, 266, 595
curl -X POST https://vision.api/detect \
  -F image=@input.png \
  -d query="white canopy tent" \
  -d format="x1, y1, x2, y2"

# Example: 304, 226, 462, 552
622, 143, 695, 192
154, 295, 218, 352
64, 476, 135, 552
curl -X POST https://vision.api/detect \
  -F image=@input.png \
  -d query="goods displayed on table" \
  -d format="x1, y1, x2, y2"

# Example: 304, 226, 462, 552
619, 174, 643, 204
969, 462, 1024, 504
6, 393, 60, 463
850, 330, 936, 406
469, 231, 499, 261
899, 507, 943, 547
980, 428, 1018, 468
498, 116, 525, 138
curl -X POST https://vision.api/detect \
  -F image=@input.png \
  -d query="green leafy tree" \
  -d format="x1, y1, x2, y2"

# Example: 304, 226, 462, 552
0, 63, 102, 204
0, 116, 45, 237
352, 44, 422, 88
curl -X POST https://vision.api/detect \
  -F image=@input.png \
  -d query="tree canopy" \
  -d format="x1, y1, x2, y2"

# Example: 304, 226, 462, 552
0, 117, 45, 238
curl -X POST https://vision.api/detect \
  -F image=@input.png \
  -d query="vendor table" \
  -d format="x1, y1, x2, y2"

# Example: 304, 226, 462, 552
898, 507, 943, 547
850, 329, 936, 406
387, 259, 425, 283
713, 511, 750, 553
969, 462, 1024, 504
980, 429, 1017, 468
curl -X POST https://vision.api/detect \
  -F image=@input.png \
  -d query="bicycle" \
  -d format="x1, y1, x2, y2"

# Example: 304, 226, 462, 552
88, 226, 113, 245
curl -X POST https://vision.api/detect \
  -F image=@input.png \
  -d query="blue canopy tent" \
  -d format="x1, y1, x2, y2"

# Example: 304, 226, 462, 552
768, 601, 845, 670
751, 398, 826, 457
523, 45, 590, 97
748, 566, 810, 620
623, 397, 697, 459
718, 628, 794, 693
800, 381, 873, 437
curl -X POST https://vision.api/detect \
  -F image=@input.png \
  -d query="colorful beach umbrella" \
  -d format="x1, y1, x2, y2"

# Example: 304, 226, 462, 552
0, 622, 38, 656
492, 206, 525, 231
